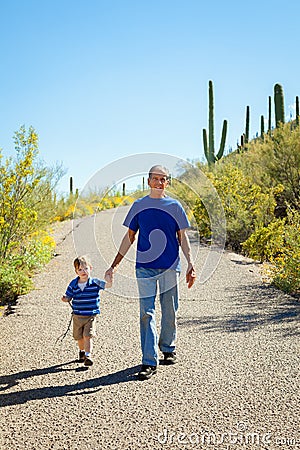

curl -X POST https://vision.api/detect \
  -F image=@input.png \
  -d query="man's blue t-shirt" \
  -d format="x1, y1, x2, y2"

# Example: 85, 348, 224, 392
123, 196, 190, 270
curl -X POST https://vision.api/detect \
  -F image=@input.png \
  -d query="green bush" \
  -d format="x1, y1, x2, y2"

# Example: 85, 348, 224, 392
0, 266, 33, 304
192, 164, 280, 250
235, 123, 300, 212
0, 126, 62, 260
269, 208, 300, 294
0, 230, 55, 305
241, 218, 285, 261
0, 126, 63, 305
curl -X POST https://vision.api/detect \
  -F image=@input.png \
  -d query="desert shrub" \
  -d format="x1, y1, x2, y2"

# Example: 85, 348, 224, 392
54, 193, 134, 221
0, 126, 62, 259
235, 123, 300, 213
241, 218, 285, 261
0, 126, 63, 304
269, 208, 300, 294
0, 230, 56, 305
192, 164, 281, 250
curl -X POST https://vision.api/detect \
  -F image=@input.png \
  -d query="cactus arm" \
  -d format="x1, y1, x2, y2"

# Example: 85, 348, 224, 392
203, 128, 209, 161
216, 119, 227, 160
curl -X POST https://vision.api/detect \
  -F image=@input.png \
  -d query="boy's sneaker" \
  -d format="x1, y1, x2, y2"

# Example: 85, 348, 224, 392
84, 356, 93, 367
163, 352, 177, 365
78, 350, 85, 363
138, 365, 157, 381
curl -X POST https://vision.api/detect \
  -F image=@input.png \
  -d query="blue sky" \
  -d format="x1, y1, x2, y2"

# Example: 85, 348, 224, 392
0, 0, 299, 194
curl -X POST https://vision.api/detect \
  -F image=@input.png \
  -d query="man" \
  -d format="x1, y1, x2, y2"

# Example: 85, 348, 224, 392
105, 165, 196, 380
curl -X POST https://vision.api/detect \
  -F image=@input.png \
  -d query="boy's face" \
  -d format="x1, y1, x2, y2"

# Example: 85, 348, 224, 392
75, 263, 91, 282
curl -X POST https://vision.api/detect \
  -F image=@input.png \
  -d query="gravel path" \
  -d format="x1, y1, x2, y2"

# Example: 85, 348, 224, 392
0, 208, 299, 450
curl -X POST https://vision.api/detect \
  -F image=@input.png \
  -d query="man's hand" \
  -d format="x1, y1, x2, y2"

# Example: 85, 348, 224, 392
61, 296, 71, 302
186, 265, 196, 289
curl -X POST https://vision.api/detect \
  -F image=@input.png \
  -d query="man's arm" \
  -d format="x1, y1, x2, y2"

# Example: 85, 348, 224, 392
177, 229, 196, 289
105, 228, 137, 284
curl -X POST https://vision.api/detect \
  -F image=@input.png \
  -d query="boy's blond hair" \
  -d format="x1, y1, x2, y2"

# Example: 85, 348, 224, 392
73, 255, 92, 270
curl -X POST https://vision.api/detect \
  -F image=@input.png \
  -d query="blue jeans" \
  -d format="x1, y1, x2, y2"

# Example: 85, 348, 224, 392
136, 267, 179, 366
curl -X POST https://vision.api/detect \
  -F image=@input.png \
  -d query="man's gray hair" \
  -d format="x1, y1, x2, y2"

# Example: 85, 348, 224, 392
148, 165, 170, 178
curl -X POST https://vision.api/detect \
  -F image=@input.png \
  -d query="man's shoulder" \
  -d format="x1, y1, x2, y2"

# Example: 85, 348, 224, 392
162, 196, 182, 205
132, 195, 149, 205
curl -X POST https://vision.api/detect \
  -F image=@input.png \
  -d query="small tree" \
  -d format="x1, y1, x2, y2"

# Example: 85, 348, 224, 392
0, 126, 63, 260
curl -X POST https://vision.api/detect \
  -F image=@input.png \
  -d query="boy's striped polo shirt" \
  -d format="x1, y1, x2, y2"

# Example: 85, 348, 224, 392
65, 277, 105, 315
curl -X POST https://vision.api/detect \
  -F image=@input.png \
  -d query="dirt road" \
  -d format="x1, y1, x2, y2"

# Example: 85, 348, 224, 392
0, 208, 299, 449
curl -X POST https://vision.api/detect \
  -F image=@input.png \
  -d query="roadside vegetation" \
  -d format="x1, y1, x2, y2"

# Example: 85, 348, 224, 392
1, 82, 300, 306
0, 126, 132, 308
170, 123, 300, 295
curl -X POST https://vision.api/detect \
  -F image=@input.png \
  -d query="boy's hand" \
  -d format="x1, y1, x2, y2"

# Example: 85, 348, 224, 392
61, 296, 71, 302
186, 266, 196, 289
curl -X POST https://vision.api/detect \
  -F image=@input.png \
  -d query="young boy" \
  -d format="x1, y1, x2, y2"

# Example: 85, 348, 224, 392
62, 255, 111, 366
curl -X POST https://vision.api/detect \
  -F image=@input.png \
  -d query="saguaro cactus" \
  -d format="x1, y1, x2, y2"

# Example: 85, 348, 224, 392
70, 176, 73, 195
260, 115, 265, 138
203, 80, 228, 166
245, 106, 250, 143
268, 96, 272, 133
274, 83, 285, 127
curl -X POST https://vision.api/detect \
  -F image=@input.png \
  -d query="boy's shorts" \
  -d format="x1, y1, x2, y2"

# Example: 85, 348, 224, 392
72, 315, 97, 340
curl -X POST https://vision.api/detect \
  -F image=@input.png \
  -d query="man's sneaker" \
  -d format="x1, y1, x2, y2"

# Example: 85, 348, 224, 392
163, 352, 177, 365
84, 356, 93, 366
138, 365, 157, 380
78, 350, 85, 363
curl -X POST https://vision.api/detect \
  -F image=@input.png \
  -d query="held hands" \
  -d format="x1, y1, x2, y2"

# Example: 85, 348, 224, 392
104, 267, 114, 288
186, 265, 196, 289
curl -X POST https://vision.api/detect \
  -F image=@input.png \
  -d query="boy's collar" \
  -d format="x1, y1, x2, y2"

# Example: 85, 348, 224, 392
76, 276, 91, 284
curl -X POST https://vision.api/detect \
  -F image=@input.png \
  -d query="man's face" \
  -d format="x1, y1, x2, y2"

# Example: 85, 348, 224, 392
148, 172, 169, 191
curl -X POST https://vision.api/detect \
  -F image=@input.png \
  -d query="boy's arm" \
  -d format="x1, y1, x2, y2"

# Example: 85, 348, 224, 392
62, 282, 73, 302
93, 277, 112, 289
104, 276, 112, 288
177, 229, 196, 289
105, 229, 137, 284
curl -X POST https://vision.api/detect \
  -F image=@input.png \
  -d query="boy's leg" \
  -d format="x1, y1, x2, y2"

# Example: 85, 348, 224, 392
77, 340, 85, 362
77, 338, 85, 351
83, 336, 92, 354
73, 315, 85, 361
83, 316, 97, 366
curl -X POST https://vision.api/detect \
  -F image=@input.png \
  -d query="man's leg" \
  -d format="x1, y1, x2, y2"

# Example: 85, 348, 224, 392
158, 270, 179, 354
136, 268, 159, 367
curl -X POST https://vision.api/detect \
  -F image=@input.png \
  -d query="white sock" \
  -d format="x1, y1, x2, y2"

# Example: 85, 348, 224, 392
85, 352, 91, 357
